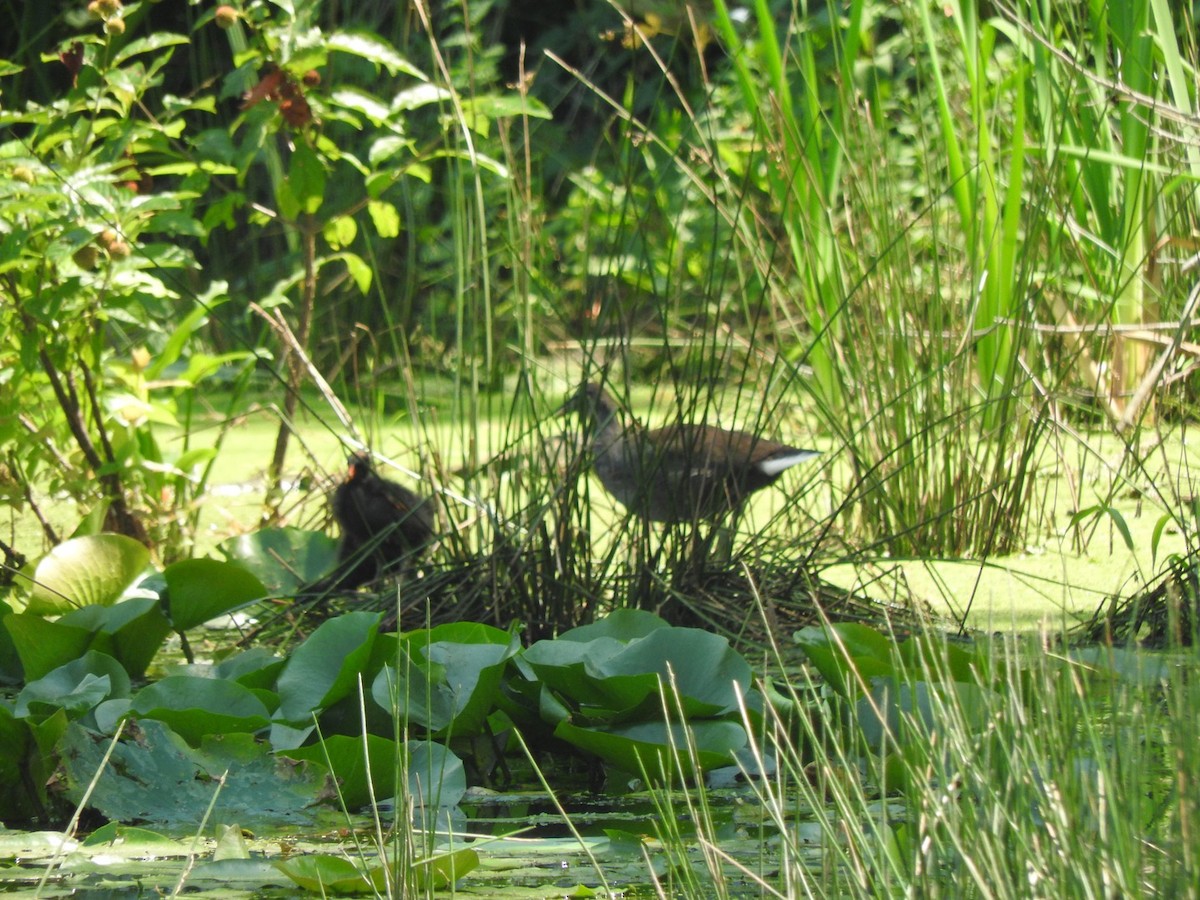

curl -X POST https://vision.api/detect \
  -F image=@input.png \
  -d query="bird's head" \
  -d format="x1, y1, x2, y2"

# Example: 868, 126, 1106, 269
345, 453, 373, 483
560, 381, 620, 426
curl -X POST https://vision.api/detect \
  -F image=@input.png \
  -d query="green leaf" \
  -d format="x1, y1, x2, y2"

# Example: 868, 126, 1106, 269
163, 558, 267, 631
461, 93, 553, 120
219, 528, 338, 594
0, 706, 42, 822
14, 650, 131, 720
1150, 513, 1171, 568
111, 33, 190, 67
131, 676, 272, 745
334, 251, 372, 294
854, 681, 998, 751
213, 648, 285, 689
145, 297, 227, 379
2, 613, 94, 682
275, 854, 384, 895
283, 733, 398, 810
555, 719, 747, 780
287, 143, 325, 215
794, 624, 896, 697
57, 597, 172, 680
26, 534, 151, 614
406, 739, 467, 809
371, 624, 517, 737
274, 612, 381, 728
392, 83, 453, 111
329, 87, 391, 125
557, 609, 669, 643
415, 847, 479, 891
322, 215, 357, 250
366, 200, 400, 238
326, 31, 426, 79
57, 720, 332, 829
522, 616, 749, 721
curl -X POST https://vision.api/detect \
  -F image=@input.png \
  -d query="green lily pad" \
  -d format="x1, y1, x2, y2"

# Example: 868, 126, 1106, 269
285, 734, 399, 810
59, 597, 173, 679
415, 847, 480, 890
2, 613, 94, 682
26, 534, 151, 614
855, 680, 998, 750
57, 719, 334, 830
557, 609, 670, 643
130, 675, 272, 745
219, 527, 338, 594
283, 735, 466, 812
555, 719, 748, 780
404, 740, 467, 810
275, 854, 385, 895
14, 650, 131, 720
794, 623, 897, 697
372, 622, 517, 737
523, 620, 751, 722
273, 611, 381, 733
213, 647, 286, 689
163, 558, 268, 630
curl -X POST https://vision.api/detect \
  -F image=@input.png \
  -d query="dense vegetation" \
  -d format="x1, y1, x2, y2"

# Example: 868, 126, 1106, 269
2, 0, 1199, 895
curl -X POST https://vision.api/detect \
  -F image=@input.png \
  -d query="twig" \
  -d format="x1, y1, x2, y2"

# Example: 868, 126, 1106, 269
1119, 275, 1200, 430
249, 301, 360, 441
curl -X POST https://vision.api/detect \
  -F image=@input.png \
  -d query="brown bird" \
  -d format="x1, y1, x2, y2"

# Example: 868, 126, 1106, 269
328, 453, 435, 588
568, 382, 818, 524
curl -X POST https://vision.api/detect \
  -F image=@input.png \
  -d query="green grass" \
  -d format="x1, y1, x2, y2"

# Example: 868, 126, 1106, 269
643, 615, 1200, 897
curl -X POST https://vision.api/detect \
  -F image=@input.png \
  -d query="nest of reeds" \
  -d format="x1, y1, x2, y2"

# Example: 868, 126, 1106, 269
1077, 554, 1200, 647
248, 535, 926, 651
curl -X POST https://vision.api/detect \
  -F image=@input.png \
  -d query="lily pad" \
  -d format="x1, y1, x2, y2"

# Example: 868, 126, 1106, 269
57, 719, 334, 830
523, 620, 750, 722
130, 675, 273, 745
219, 527, 338, 594
2, 613, 94, 682
372, 622, 518, 737
555, 719, 748, 780
59, 597, 173, 679
794, 623, 897, 696
14, 650, 131, 720
26, 534, 151, 614
163, 558, 268, 631
273, 611, 381, 733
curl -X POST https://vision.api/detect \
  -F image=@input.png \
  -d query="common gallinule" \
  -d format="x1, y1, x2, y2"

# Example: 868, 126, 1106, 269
568, 382, 818, 524
329, 452, 434, 588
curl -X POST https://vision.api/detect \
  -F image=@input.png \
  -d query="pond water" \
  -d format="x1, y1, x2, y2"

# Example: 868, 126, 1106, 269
1, 778, 856, 897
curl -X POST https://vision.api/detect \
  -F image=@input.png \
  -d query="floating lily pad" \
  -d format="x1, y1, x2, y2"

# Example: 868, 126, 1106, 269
57, 719, 334, 830
555, 719, 748, 780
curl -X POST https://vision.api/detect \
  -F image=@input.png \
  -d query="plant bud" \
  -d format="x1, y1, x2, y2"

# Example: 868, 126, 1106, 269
73, 245, 100, 270
215, 5, 239, 29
